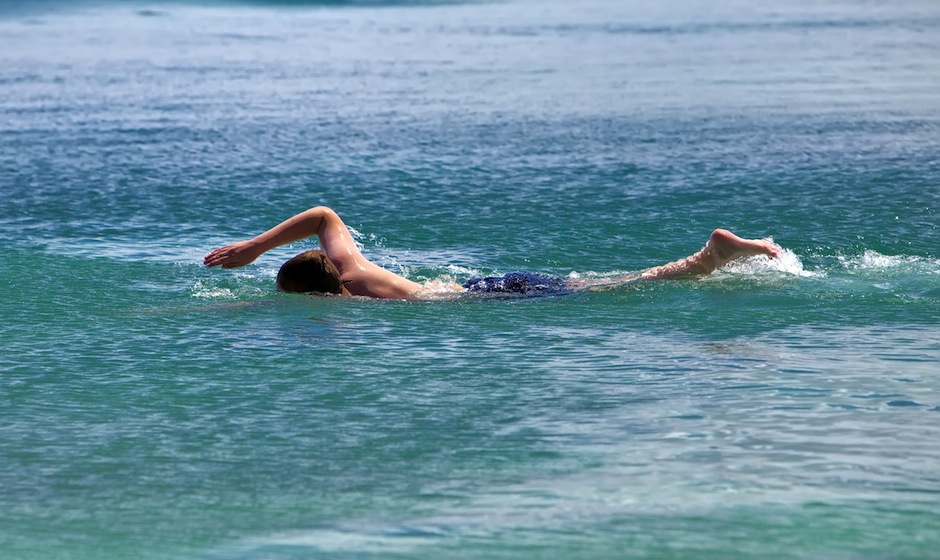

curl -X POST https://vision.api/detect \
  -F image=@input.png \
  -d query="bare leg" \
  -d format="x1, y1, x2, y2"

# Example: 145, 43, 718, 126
639, 229, 781, 281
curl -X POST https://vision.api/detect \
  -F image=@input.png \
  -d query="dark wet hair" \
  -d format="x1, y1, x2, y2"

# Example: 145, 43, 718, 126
276, 250, 342, 294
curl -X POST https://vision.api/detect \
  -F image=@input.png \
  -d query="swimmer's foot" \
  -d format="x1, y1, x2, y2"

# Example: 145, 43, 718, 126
707, 229, 781, 268
638, 229, 780, 281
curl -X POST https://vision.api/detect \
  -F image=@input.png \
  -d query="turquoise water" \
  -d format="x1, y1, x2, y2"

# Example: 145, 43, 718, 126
2, 0, 939, 558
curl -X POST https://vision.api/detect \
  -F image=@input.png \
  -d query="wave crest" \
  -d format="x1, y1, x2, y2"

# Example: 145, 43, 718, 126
839, 250, 939, 273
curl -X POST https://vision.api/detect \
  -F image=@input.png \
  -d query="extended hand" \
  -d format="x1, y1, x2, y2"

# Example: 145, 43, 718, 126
204, 240, 262, 269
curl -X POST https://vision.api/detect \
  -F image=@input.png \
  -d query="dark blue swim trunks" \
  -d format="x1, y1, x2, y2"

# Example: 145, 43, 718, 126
462, 272, 572, 296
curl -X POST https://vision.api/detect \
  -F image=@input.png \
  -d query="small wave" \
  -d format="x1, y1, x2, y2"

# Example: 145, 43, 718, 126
43, 237, 202, 264
482, 17, 932, 40
443, 264, 479, 277
213, 524, 435, 559
135, 9, 166, 18
839, 250, 939, 273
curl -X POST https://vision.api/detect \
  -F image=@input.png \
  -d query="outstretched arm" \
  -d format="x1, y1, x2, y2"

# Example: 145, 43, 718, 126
203, 206, 362, 269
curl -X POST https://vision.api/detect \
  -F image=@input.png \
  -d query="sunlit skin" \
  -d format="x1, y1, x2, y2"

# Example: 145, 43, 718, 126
638, 228, 781, 281
204, 206, 429, 299
204, 206, 781, 299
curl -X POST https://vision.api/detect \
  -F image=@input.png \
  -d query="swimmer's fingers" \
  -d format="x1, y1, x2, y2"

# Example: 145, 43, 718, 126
204, 251, 252, 268
204, 241, 260, 268
763, 239, 783, 259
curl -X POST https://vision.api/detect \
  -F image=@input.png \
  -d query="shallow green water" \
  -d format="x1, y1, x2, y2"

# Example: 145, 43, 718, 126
1, 0, 939, 558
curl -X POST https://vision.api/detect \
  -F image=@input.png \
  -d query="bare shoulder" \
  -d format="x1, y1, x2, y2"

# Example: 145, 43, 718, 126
341, 263, 424, 299
314, 208, 425, 299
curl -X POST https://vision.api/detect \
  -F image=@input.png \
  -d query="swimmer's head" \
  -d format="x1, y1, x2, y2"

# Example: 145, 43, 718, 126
276, 250, 342, 294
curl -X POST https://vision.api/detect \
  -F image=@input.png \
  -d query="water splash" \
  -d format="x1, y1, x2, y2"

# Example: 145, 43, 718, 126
190, 277, 269, 300
191, 280, 238, 300
721, 246, 815, 278
344, 226, 368, 253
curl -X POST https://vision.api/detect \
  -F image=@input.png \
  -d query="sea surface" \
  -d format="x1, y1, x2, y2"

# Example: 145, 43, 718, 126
1, 0, 939, 558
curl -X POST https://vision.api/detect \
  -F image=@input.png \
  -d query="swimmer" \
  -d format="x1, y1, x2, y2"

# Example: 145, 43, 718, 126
203, 206, 781, 299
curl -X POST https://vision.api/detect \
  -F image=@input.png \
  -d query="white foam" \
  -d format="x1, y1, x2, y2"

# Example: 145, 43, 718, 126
722, 247, 816, 277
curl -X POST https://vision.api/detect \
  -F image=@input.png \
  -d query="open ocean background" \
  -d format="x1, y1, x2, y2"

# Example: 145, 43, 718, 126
2, 0, 939, 558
